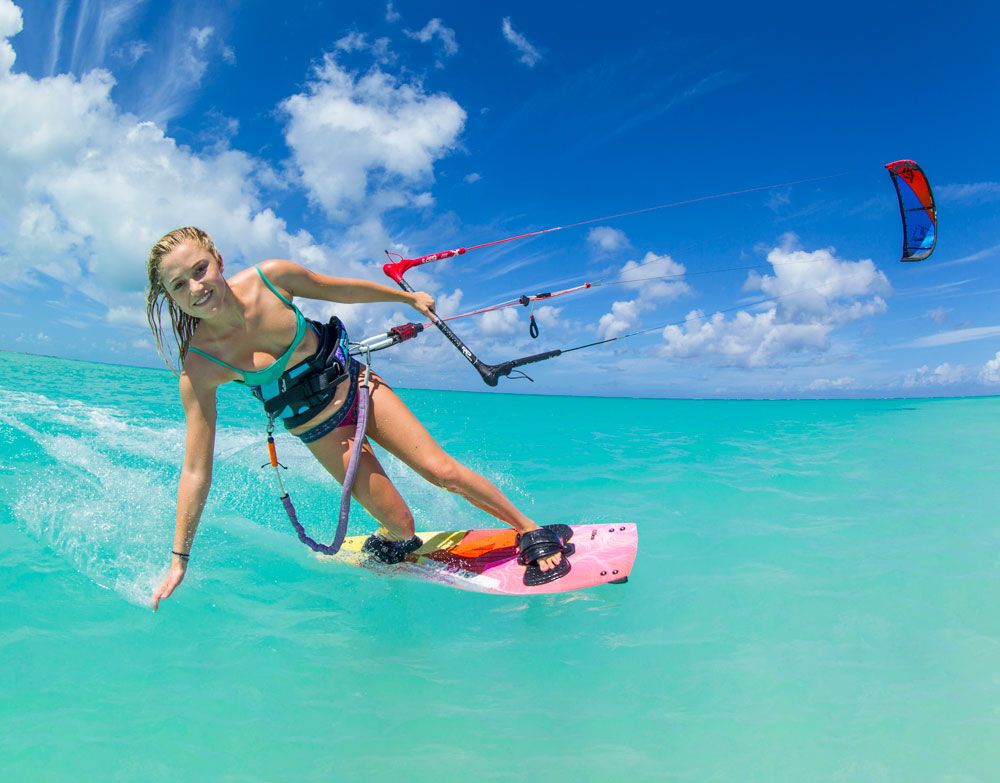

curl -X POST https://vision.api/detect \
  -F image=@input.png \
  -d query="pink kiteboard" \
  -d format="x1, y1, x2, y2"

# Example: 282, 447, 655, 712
321, 523, 638, 595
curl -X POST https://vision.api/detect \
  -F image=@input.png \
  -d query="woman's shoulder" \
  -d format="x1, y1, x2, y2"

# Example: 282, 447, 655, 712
253, 259, 307, 302
181, 347, 234, 389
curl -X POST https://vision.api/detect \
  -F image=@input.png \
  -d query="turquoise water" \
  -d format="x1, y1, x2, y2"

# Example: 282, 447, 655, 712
1, 350, 997, 782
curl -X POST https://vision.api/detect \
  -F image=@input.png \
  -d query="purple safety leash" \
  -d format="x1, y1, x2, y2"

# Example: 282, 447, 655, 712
265, 353, 371, 555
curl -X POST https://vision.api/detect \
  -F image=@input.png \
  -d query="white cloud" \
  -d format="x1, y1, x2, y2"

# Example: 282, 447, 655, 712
405, 18, 458, 60
598, 299, 642, 340
0, 6, 478, 380
435, 288, 463, 317
587, 226, 628, 254
533, 304, 563, 330
501, 17, 542, 68
658, 235, 890, 367
980, 351, 1000, 384
106, 304, 150, 328
926, 306, 949, 324
479, 307, 521, 336
807, 376, 856, 391
190, 25, 214, 51
385, 3, 401, 23
904, 363, 968, 388
0, 34, 335, 308
118, 39, 150, 66
335, 31, 367, 52
746, 234, 890, 323
370, 37, 393, 64
410, 20, 456, 52
907, 325, 1000, 348
334, 32, 394, 65
15, 331, 51, 343
134, 21, 232, 123
661, 308, 831, 367
464, 172, 481, 184
937, 182, 1000, 204
766, 189, 791, 212
57, 0, 146, 76
0, 0, 23, 74
597, 252, 690, 339
280, 56, 466, 220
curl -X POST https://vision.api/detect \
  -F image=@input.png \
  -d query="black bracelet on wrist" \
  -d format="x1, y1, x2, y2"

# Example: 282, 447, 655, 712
172, 550, 190, 560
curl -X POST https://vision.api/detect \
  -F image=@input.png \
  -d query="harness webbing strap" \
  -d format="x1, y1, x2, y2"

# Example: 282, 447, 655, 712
267, 355, 371, 556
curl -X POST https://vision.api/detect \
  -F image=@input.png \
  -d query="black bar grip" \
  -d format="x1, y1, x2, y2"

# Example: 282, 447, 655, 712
480, 349, 563, 385
507, 349, 562, 368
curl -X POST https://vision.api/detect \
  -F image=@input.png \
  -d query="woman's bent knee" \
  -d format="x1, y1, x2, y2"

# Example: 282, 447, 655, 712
425, 458, 464, 493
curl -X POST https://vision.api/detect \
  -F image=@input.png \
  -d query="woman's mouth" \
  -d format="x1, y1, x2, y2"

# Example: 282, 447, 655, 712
193, 290, 213, 307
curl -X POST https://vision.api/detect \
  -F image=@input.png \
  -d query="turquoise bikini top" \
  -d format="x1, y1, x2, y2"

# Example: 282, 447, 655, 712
188, 266, 309, 387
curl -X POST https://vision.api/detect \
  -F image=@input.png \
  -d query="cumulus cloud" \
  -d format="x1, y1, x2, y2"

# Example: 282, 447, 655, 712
501, 17, 542, 68
658, 235, 890, 367
405, 18, 458, 61
385, 3, 401, 23
0, 62, 301, 294
281, 57, 466, 220
479, 307, 521, 336
904, 363, 968, 388
746, 235, 890, 323
0, 0, 23, 74
980, 352, 1000, 384
587, 226, 628, 254
597, 252, 691, 339
0, 2, 481, 380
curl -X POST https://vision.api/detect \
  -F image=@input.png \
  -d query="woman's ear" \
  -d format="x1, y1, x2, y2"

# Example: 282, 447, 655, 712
218, 254, 224, 273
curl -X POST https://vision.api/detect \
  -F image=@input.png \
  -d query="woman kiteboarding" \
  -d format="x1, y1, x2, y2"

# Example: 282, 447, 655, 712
146, 227, 573, 608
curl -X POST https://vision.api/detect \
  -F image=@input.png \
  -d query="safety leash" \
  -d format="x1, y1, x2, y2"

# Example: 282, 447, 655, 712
263, 348, 372, 555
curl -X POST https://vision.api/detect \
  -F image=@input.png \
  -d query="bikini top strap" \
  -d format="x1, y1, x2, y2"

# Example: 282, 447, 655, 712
255, 265, 295, 308
187, 345, 246, 376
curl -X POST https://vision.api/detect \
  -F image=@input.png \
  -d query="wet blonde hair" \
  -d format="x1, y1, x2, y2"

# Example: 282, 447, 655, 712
146, 226, 222, 373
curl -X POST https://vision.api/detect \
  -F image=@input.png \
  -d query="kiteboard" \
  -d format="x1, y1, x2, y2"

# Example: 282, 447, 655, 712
318, 523, 638, 595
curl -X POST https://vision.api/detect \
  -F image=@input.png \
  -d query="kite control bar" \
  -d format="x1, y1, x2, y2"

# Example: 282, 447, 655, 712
383, 252, 561, 386
375, 172, 845, 385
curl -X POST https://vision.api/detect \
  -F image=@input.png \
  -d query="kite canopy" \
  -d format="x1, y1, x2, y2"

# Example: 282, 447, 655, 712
885, 159, 937, 262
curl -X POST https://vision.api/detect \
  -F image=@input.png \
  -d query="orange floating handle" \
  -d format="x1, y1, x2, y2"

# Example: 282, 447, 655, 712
267, 436, 278, 468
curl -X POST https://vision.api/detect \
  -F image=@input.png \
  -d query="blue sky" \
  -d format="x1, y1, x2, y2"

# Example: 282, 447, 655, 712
1, 0, 997, 397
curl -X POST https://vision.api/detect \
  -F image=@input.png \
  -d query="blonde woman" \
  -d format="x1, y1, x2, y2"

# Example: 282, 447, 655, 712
146, 227, 573, 608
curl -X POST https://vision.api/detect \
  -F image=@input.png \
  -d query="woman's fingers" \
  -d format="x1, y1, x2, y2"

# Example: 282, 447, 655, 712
151, 565, 186, 611
411, 291, 435, 317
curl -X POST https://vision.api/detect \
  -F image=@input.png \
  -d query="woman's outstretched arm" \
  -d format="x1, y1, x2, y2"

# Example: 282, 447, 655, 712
152, 370, 218, 611
258, 259, 436, 318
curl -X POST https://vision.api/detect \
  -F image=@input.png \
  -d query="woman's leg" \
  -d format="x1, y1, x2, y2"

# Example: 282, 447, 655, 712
303, 425, 416, 542
361, 375, 563, 572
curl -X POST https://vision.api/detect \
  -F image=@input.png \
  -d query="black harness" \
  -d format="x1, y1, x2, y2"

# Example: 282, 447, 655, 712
252, 316, 352, 428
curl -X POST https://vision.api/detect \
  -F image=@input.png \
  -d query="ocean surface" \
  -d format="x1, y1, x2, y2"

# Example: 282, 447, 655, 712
0, 350, 997, 782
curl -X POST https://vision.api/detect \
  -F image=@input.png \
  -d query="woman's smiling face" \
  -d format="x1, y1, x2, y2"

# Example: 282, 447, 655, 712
159, 241, 227, 318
